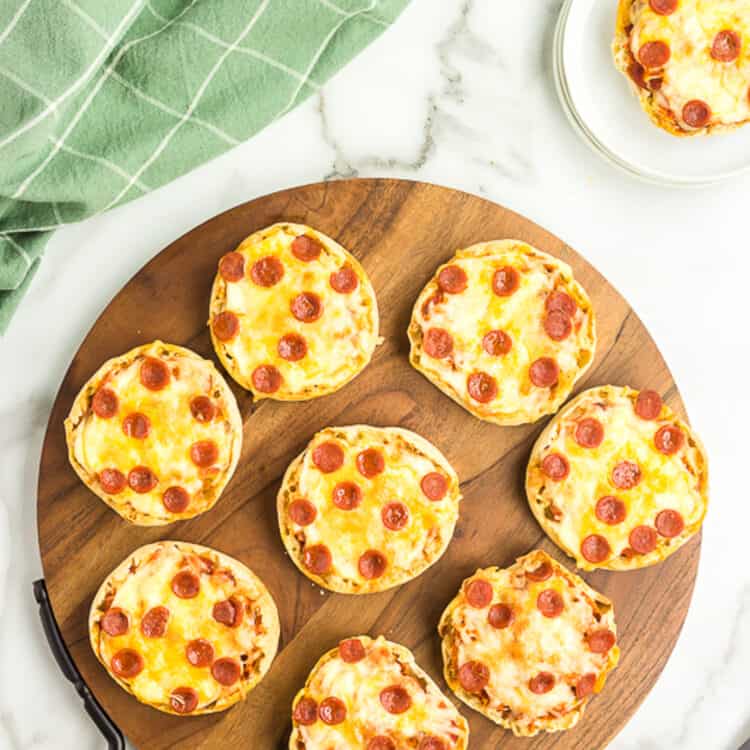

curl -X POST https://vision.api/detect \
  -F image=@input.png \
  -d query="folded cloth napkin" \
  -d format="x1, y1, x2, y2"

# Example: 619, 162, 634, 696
0, 0, 409, 332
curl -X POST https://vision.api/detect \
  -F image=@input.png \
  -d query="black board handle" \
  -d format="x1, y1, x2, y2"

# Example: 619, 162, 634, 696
33, 579, 125, 750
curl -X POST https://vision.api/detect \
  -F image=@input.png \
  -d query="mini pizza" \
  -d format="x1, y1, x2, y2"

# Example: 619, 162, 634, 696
438, 550, 619, 737
408, 240, 596, 426
278, 425, 461, 594
289, 635, 469, 750
64, 341, 242, 525
209, 222, 380, 401
614, 0, 750, 136
89, 541, 279, 715
526, 385, 708, 571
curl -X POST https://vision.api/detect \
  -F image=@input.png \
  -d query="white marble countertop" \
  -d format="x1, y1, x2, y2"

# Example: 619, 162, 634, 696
1, 1, 749, 748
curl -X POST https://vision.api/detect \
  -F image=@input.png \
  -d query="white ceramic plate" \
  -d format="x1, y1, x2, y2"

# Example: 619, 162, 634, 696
554, 0, 750, 186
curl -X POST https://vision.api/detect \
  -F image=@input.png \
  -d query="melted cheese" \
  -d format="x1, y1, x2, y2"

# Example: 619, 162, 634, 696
441, 552, 618, 736
93, 543, 276, 713
283, 426, 460, 591
528, 386, 707, 569
70, 343, 238, 523
214, 223, 379, 398
630, 0, 750, 129
411, 241, 594, 424
294, 636, 467, 748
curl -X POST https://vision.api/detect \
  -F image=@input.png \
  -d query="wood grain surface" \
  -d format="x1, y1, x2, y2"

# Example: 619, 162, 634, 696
37, 179, 700, 749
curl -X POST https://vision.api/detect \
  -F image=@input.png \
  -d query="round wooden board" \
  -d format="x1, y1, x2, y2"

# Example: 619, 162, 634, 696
38, 179, 700, 749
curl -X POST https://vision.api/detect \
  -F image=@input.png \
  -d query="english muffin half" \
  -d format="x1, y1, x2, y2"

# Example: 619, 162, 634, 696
65, 341, 242, 525
209, 222, 380, 401
439, 550, 619, 737
526, 385, 708, 571
89, 541, 279, 715
409, 240, 595, 425
278, 425, 461, 594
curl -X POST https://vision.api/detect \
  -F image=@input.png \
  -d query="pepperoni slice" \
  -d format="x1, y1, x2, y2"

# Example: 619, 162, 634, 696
186, 638, 214, 668
712, 30, 741, 62
356, 448, 385, 478
190, 439, 218, 468
212, 657, 241, 686
162, 486, 190, 513
649, 0, 677, 14
190, 395, 216, 422
339, 638, 366, 663
318, 697, 346, 725
303, 544, 332, 575
655, 509, 685, 538
368, 738, 397, 750
423, 327, 454, 359
629, 525, 657, 554
100, 608, 129, 637
252, 364, 282, 394
479, 329, 511, 357
612, 461, 641, 490
99, 468, 126, 494
575, 418, 604, 448
421, 290, 444, 318
628, 60, 648, 89
171, 570, 200, 599
595, 496, 627, 525
458, 661, 489, 693
587, 628, 616, 654
546, 290, 577, 317
529, 672, 555, 694
330, 265, 358, 294
140, 357, 170, 391
382, 502, 409, 531
122, 412, 150, 440
291, 292, 323, 322
251, 256, 284, 287
438, 265, 468, 294
141, 606, 169, 637
421, 472, 448, 501
492, 266, 520, 296
358, 550, 387, 579
654, 425, 684, 455
635, 389, 662, 420
332, 482, 362, 510
541, 453, 569, 481
380, 685, 411, 714
288, 498, 317, 526
638, 40, 670, 68
418, 738, 446, 750
111, 648, 143, 679
170, 687, 199, 714
544, 311, 572, 341
529, 357, 559, 388
292, 235, 323, 262
581, 534, 611, 564
467, 371, 498, 403
312, 441, 344, 473
683, 100, 711, 128
219, 251, 245, 282
526, 562, 553, 582
278, 333, 307, 362
319, 696, 347, 724
128, 466, 157, 494
293, 696, 318, 726
537, 589, 564, 618
576, 673, 597, 699
92, 388, 118, 418
212, 311, 240, 342
482, 330, 513, 357
488, 603, 514, 629
465, 579, 493, 608
213, 597, 243, 628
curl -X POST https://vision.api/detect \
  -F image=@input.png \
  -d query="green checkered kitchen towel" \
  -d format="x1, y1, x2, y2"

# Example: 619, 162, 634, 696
0, 0, 410, 332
